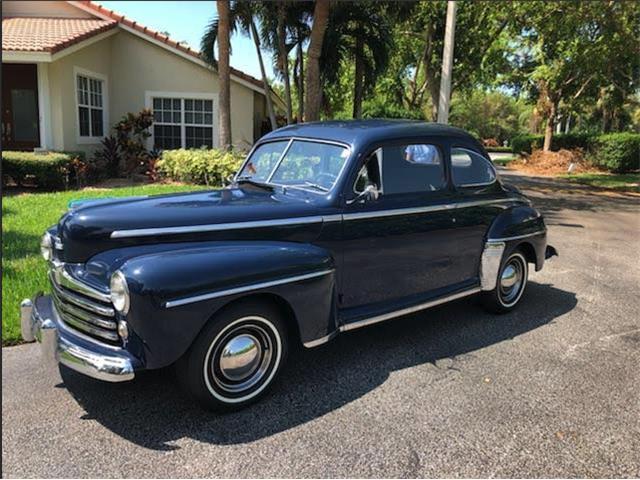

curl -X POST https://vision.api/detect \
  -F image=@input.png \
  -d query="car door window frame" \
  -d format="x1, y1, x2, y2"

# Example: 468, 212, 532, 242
345, 138, 452, 204
449, 146, 498, 188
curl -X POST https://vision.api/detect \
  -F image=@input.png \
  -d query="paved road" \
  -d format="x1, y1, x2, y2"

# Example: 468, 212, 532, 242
3, 171, 639, 478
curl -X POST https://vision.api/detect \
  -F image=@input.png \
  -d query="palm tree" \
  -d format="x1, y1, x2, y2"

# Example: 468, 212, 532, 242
305, 0, 331, 121
201, 1, 278, 134
320, 2, 392, 119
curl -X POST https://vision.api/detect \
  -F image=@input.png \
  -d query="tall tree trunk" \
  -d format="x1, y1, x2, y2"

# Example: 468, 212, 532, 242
296, 34, 304, 122
543, 100, 557, 152
217, 0, 232, 149
250, 19, 277, 131
278, 2, 293, 124
305, 0, 330, 121
352, 36, 365, 119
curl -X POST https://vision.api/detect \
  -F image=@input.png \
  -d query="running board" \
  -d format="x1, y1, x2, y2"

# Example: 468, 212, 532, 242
303, 286, 481, 348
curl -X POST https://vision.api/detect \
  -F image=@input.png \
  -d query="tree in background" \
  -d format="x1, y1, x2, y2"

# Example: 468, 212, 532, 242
509, 1, 639, 150
216, 0, 232, 149
305, 0, 330, 121
320, 1, 392, 119
201, 1, 278, 132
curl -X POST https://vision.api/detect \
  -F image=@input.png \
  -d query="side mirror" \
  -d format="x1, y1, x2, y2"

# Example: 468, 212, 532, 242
348, 184, 381, 205
224, 174, 235, 186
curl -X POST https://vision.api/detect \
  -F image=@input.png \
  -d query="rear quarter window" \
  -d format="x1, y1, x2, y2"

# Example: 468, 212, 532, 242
451, 148, 496, 187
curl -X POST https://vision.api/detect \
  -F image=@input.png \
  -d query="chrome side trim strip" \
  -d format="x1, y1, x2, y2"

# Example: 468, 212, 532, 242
339, 286, 481, 333
488, 229, 546, 242
302, 331, 338, 348
110, 198, 521, 238
343, 198, 516, 221
111, 216, 325, 239
165, 269, 334, 308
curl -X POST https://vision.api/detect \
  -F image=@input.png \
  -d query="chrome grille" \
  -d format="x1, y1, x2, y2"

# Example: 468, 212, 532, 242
49, 269, 119, 345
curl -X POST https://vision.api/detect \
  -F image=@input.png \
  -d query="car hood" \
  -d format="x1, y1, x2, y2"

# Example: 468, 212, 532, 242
57, 186, 326, 263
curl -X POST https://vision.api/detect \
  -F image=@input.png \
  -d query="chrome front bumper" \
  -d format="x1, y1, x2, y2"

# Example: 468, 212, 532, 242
21, 295, 135, 382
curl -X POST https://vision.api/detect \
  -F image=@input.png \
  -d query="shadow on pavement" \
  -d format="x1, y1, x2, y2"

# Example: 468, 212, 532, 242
61, 282, 576, 451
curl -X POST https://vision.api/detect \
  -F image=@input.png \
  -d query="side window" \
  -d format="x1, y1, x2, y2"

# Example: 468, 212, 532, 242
451, 148, 496, 187
381, 143, 446, 194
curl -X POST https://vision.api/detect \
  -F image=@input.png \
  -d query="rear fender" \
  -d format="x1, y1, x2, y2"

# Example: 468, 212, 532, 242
119, 241, 336, 369
483, 205, 548, 281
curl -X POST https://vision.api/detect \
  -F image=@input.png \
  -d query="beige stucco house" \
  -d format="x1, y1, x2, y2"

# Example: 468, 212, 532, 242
1, 0, 279, 154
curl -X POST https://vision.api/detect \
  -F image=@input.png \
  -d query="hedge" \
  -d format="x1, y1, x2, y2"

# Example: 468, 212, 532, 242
588, 133, 640, 173
2, 151, 85, 189
511, 133, 598, 154
511, 132, 639, 173
156, 148, 245, 185
484, 146, 512, 153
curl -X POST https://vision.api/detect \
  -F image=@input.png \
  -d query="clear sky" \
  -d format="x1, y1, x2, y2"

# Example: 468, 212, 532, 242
98, 1, 273, 80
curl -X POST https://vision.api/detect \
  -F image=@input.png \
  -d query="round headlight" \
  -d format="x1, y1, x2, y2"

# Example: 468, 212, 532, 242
40, 233, 53, 261
110, 270, 130, 315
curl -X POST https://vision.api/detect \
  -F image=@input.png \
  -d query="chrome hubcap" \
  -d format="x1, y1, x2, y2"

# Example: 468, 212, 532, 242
499, 257, 524, 304
209, 322, 275, 396
219, 334, 261, 381
500, 264, 518, 289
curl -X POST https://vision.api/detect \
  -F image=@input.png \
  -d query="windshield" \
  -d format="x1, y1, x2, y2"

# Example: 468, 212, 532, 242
238, 140, 350, 192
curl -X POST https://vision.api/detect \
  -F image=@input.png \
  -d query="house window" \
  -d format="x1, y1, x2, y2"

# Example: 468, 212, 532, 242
151, 97, 215, 149
77, 74, 104, 137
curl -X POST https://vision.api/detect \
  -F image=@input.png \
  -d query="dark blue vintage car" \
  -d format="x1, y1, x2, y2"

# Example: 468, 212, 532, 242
22, 120, 556, 410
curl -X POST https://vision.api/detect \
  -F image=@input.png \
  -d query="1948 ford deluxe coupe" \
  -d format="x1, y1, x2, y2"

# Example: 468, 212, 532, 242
22, 120, 556, 410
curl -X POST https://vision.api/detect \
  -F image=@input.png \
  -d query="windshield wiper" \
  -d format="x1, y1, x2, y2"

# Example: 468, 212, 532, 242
291, 181, 330, 192
235, 177, 274, 191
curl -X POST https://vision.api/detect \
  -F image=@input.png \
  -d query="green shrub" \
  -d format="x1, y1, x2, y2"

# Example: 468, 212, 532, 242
157, 148, 245, 185
589, 133, 640, 173
511, 133, 597, 154
511, 134, 543, 154
1, 151, 85, 189
485, 146, 512, 153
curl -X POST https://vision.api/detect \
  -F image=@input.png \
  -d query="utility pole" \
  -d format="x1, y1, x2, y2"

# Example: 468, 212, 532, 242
437, 1, 457, 124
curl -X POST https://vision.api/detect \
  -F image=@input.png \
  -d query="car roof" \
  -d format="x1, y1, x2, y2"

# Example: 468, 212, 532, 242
260, 119, 479, 149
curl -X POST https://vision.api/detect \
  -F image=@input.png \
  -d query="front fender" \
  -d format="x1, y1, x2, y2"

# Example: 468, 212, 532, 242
119, 241, 336, 369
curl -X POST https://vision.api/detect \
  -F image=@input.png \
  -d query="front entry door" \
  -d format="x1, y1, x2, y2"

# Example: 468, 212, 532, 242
2, 63, 40, 150
340, 140, 461, 311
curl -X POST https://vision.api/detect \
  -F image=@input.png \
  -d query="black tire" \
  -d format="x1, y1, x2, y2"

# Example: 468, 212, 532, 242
481, 247, 529, 314
176, 299, 288, 411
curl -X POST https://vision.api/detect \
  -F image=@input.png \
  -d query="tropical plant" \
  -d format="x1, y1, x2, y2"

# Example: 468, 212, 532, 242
320, 1, 393, 119
201, 0, 278, 131
305, 0, 331, 121
113, 109, 153, 176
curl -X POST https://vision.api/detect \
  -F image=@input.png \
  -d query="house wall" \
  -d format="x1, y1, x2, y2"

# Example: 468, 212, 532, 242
47, 34, 114, 153
2, 1, 93, 18
47, 29, 259, 154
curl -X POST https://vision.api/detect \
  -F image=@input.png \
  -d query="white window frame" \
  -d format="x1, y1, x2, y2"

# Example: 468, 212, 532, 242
145, 91, 218, 149
73, 66, 108, 145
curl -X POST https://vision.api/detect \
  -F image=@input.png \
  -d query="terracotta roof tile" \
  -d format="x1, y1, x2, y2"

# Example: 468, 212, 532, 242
77, 1, 266, 90
2, 17, 117, 53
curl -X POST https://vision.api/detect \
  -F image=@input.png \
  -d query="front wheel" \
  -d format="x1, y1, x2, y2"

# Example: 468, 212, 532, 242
481, 248, 529, 314
177, 300, 288, 411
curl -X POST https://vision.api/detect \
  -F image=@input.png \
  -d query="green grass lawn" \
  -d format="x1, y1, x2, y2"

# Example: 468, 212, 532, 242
560, 172, 640, 193
2, 183, 208, 346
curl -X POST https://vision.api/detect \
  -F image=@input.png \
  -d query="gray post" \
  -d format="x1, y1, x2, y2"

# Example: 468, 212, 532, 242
437, 1, 457, 124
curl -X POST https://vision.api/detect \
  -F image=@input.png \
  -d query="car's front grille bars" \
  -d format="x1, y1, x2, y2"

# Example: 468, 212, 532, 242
48, 270, 119, 345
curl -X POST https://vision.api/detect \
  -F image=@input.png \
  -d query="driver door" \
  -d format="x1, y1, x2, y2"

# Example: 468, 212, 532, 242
340, 140, 460, 312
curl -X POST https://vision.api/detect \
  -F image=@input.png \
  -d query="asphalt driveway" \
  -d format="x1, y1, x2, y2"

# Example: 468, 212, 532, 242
3, 170, 639, 478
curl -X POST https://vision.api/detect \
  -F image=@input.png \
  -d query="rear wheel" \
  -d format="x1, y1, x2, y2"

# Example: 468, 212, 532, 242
177, 300, 288, 411
481, 248, 529, 313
